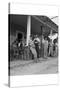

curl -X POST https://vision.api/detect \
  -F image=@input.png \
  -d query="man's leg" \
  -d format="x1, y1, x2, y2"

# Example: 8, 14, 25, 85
30, 47, 37, 62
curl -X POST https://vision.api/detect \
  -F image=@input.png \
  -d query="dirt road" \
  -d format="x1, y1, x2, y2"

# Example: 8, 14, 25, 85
10, 57, 58, 76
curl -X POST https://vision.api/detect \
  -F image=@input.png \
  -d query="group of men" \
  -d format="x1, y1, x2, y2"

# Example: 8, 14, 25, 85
28, 35, 58, 62
12, 34, 58, 61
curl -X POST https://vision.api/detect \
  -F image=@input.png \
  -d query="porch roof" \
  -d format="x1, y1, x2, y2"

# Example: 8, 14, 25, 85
10, 14, 58, 36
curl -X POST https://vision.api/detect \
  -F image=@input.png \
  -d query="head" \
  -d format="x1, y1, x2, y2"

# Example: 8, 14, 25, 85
30, 35, 32, 40
35, 35, 38, 38
45, 37, 47, 40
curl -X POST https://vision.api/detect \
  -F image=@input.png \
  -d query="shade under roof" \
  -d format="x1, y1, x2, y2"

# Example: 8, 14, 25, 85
9, 14, 58, 36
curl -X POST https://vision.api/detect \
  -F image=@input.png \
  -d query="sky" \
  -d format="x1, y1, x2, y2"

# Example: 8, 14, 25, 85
49, 16, 58, 25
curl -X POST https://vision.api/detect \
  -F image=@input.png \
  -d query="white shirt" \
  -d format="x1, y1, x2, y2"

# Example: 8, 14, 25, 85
29, 39, 35, 47
34, 37, 40, 43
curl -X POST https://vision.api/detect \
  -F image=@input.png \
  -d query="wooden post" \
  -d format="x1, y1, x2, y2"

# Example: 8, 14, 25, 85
50, 29, 53, 36
40, 26, 43, 57
26, 16, 31, 60
50, 29, 53, 43
26, 16, 31, 46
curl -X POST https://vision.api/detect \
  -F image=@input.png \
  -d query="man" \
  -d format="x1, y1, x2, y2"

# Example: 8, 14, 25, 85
28, 35, 37, 62
34, 35, 40, 58
41, 35, 45, 57
44, 37, 48, 59
48, 39, 53, 56
55, 42, 58, 56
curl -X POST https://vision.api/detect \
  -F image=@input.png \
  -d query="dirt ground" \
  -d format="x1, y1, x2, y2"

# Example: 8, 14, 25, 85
10, 57, 58, 76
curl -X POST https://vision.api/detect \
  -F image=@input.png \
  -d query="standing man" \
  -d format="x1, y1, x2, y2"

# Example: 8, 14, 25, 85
34, 35, 40, 58
44, 37, 48, 59
28, 35, 37, 62
48, 39, 53, 56
41, 35, 45, 58
53, 40, 58, 57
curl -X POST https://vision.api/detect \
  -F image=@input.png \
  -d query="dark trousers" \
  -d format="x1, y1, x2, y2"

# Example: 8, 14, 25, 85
35, 44, 40, 58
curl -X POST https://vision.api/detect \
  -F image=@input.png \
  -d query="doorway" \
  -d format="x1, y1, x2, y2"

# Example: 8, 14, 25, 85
16, 31, 23, 42
17, 33, 23, 41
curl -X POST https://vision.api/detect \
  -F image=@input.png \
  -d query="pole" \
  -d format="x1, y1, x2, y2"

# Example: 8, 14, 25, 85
26, 16, 31, 46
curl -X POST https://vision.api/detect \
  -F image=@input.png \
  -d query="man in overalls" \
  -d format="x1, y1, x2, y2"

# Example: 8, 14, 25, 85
34, 35, 40, 59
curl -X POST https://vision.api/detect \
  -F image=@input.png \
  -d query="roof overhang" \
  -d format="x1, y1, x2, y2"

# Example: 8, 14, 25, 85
9, 14, 58, 36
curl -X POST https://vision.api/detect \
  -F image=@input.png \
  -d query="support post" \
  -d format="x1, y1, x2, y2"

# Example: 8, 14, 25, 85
50, 29, 53, 43
26, 16, 31, 46
50, 29, 53, 35
40, 26, 43, 57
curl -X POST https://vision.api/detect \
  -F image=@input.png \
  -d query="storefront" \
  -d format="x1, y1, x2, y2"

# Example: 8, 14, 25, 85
9, 14, 58, 60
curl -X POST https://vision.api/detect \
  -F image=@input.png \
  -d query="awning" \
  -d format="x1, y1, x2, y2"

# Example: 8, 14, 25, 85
10, 14, 58, 35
